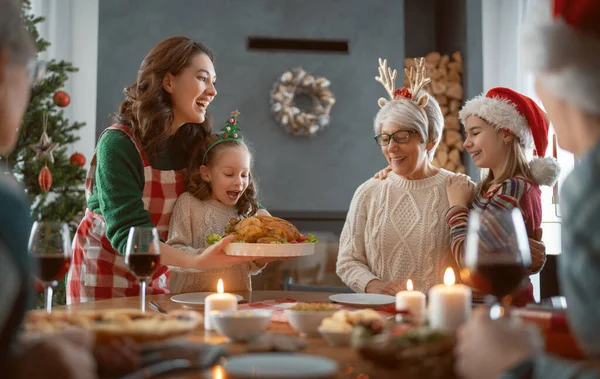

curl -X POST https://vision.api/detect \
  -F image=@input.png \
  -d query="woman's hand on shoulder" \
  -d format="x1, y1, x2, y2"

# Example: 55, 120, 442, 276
192, 235, 260, 270
446, 173, 475, 208
373, 165, 392, 180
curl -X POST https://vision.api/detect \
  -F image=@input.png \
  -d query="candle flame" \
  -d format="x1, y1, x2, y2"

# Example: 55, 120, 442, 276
213, 365, 224, 379
407, 279, 413, 291
443, 267, 455, 286
217, 279, 224, 294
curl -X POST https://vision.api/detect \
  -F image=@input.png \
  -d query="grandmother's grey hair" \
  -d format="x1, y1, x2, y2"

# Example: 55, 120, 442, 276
373, 90, 444, 160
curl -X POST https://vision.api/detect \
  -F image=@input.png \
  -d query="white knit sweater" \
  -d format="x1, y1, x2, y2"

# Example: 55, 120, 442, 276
166, 193, 264, 293
336, 169, 456, 293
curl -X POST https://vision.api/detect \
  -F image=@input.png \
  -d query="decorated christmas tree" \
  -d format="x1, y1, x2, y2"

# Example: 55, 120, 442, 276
2, 2, 88, 305
4, 2, 87, 226
222, 110, 241, 138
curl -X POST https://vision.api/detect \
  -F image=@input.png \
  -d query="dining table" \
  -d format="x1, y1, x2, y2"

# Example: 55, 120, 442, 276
54, 290, 582, 379
55, 290, 408, 379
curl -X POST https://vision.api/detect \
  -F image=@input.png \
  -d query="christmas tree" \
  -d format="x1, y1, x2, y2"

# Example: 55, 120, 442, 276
2, 2, 88, 306
221, 110, 241, 138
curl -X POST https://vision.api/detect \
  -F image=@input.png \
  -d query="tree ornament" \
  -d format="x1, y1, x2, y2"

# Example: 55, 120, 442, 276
29, 113, 58, 164
38, 165, 52, 192
53, 90, 71, 107
69, 151, 86, 167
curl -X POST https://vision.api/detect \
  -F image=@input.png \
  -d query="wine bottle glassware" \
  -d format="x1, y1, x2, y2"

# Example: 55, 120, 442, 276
125, 226, 160, 312
464, 208, 531, 317
28, 221, 72, 314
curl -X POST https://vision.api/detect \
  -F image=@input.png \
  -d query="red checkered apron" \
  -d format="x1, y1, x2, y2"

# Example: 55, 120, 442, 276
66, 125, 186, 304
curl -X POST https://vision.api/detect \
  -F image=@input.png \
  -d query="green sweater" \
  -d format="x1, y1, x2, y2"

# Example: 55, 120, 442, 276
87, 129, 265, 256
87, 129, 187, 256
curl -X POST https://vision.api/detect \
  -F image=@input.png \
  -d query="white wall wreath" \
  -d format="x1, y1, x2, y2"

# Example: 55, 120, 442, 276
269, 68, 336, 136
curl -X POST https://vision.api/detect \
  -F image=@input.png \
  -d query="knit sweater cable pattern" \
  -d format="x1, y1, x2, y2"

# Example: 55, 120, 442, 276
336, 169, 455, 293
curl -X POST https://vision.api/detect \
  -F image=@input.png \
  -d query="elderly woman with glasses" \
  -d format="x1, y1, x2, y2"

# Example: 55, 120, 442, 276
336, 58, 457, 295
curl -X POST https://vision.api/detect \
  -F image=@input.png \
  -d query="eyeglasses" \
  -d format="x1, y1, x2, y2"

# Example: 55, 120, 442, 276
374, 130, 417, 146
27, 59, 47, 86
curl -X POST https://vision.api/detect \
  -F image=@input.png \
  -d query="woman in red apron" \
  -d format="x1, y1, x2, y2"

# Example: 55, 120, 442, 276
67, 37, 257, 304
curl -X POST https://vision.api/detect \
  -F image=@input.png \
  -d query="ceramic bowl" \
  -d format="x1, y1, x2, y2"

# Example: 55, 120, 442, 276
284, 309, 339, 337
318, 327, 352, 347
210, 309, 272, 341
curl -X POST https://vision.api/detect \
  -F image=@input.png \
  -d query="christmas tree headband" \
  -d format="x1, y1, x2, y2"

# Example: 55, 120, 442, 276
201, 110, 245, 165
375, 57, 431, 117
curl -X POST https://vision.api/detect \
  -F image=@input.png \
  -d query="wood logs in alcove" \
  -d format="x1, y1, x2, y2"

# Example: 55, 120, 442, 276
405, 51, 465, 174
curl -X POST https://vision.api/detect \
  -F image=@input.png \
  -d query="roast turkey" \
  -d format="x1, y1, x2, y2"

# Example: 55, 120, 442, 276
224, 216, 301, 243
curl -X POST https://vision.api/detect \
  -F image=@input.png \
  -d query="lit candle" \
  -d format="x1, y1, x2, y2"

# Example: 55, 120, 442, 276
204, 279, 238, 331
428, 267, 472, 333
395, 279, 426, 324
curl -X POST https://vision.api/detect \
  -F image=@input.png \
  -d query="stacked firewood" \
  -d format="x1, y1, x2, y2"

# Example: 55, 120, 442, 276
405, 52, 465, 174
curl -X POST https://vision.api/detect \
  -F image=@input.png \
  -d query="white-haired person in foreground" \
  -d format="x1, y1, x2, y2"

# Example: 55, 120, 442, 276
455, 0, 600, 378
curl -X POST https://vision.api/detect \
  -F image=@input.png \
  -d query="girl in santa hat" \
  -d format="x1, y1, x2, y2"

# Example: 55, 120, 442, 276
445, 86, 560, 306
455, 0, 600, 378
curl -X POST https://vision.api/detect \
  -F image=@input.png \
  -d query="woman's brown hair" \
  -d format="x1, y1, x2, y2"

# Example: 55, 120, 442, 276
114, 36, 214, 159
186, 134, 259, 217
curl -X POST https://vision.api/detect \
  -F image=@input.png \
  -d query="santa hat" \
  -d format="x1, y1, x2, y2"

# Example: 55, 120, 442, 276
521, 0, 600, 115
459, 87, 560, 186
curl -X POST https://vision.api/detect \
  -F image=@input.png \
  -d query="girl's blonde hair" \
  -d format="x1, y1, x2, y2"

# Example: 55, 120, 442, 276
186, 134, 258, 217
478, 133, 533, 195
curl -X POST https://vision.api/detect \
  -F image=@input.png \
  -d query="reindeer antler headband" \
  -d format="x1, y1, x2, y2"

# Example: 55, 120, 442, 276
375, 57, 431, 114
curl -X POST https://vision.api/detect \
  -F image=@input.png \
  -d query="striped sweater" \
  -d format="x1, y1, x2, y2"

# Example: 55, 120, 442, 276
446, 177, 542, 305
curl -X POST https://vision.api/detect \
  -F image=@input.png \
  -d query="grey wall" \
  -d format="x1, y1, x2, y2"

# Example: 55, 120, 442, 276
97, 0, 405, 213
97, 0, 482, 212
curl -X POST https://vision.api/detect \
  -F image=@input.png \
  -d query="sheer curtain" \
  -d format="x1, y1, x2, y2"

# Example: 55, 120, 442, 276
29, 0, 99, 168
482, 0, 574, 301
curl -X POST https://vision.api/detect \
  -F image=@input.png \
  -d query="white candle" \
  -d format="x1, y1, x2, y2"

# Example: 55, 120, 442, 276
396, 279, 426, 324
428, 267, 472, 333
204, 279, 238, 331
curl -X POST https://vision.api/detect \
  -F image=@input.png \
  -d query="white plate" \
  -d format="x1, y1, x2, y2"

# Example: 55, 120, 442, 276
225, 242, 315, 257
329, 293, 395, 307
224, 353, 338, 378
170, 292, 244, 306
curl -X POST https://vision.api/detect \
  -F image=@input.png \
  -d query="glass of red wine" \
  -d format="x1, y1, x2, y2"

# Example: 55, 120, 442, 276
28, 221, 72, 314
125, 226, 160, 312
464, 208, 531, 317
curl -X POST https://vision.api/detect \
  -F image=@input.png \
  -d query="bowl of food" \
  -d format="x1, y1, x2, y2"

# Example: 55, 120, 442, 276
318, 309, 384, 347
359, 326, 456, 378
206, 216, 319, 257
210, 309, 272, 341
319, 327, 352, 347
284, 303, 340, 337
